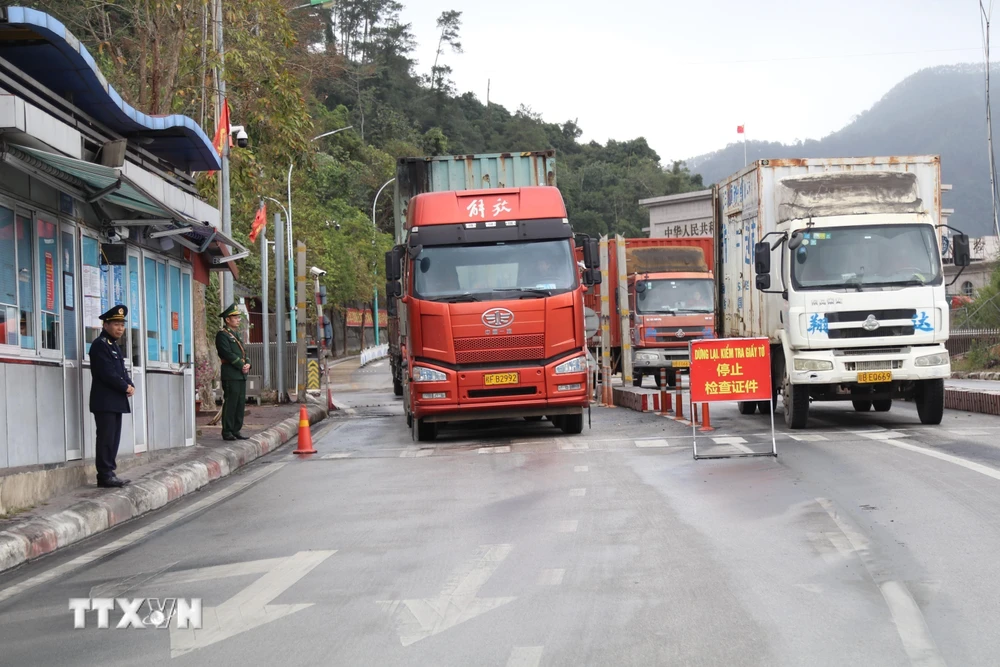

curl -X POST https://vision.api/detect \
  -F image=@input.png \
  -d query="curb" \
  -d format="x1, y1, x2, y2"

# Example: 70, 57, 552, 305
945, 387, 1000, 416
951, 371, 1000, 381
0, 404, 326, 575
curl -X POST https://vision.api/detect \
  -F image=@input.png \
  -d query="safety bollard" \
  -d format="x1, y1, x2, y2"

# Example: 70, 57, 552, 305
675, 383, 684, 420
699, 403, 712, 431
692, 401, 699, 425
659, 369, 669, 415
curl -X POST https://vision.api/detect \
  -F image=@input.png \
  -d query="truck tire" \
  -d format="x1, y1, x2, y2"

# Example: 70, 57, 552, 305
652, 370, 675, 389
415, 418, 438, 442
393, 376, 403, 397
738, 401, 758, 415
561, 413, 584, 434
550, 415, 565, 429
783, 376, 809, 429
524, 416, 544, 422
852, 400, 872, 412
915, 379, 945, 425
873, 399, 892, 412
756, 400, 773, 414
632, 373, 643, 387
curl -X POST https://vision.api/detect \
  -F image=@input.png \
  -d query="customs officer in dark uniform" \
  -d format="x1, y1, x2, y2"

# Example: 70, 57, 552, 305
215, 303, 250, 441
89, 304, 134, 488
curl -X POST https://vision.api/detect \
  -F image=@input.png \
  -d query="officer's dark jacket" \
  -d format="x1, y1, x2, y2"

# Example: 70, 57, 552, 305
216, 327, 250, 382
89, 331, 133, 413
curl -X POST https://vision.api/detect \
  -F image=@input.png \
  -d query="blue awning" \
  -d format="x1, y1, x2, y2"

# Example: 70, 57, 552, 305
0, 6, 221, 173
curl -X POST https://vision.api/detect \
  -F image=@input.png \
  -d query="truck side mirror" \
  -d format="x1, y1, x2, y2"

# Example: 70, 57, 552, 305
582, 267, 601, 286
386, 292, 398, 317
634, 281, 646, 293
386, 246, 403, 281
386, 280, 401, 298
953, 233, 971, 267
754, 241, 771, 275
582, 238, 599, 269
756, 274, 771, 290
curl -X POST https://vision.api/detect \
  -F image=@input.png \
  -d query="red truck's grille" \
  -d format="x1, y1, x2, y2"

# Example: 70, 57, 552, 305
454, 334, 545, 364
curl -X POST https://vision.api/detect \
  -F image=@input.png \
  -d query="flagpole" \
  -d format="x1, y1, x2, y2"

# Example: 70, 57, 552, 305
743, 123, 747, 167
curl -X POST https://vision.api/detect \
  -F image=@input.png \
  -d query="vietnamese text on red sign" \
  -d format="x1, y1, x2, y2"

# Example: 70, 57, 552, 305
690, 339, 772, 403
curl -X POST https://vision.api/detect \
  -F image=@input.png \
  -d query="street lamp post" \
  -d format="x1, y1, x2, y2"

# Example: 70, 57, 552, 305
371, 177, 394, 347
286, 125, 353, 344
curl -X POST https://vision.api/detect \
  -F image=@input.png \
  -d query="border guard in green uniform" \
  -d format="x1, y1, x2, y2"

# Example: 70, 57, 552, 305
216, 303, 250, 440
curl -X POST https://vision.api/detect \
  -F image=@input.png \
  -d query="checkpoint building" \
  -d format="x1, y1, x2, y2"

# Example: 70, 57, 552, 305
0, 6, 245, 472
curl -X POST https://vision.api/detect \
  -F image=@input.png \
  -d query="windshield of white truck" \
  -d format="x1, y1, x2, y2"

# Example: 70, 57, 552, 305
790, 223, 941, 290
635, 279, 715, 314
412, 240, 577, 302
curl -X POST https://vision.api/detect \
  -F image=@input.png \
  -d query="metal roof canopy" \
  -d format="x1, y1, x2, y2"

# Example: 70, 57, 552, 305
2, 142, 247, 264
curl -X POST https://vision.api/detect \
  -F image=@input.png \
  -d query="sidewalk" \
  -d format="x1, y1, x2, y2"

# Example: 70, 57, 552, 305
0, 400, 327, 574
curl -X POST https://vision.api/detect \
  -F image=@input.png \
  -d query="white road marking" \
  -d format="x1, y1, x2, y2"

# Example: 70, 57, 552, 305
817, 498, 945, 667
0, 463, 286, 605
170, 550, 336, 657
711, 436, 754, 454
574, 465, 589, 473
556, 520, 579, 533
787, 433, 829, 442
634, 438, 669, 448
321, 452, 353, 459
377, 544, 516, 646
507, 646, 545, 667
537, 569, 565, 585
478, 446, 511, 454
877, 438, 1000, 483
945, 429, 989, 436
569, 488, 587, 497
559, 441, 589, 450
400, 448, 434, 458
858, 431, 907, 441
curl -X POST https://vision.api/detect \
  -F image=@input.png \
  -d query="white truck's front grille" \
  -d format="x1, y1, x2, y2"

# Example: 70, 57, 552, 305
843, 360, 905, 371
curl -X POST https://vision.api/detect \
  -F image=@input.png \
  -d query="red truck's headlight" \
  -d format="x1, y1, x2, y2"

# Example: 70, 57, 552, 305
413, 366, 447, 382
554, 356, 587, 374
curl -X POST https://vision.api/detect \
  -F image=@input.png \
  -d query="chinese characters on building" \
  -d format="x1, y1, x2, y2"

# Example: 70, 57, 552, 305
660, 221, 714, 239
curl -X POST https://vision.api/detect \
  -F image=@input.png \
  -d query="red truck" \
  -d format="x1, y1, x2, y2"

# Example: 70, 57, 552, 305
384, 185, 600, 441
581, 237, 715, 387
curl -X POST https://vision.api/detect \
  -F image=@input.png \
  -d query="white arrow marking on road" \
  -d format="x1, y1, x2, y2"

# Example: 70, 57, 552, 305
170, 550, 336, 658
377, 544, 515, 646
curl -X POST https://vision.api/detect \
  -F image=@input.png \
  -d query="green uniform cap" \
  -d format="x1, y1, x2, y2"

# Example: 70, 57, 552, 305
220, 303, 241, 319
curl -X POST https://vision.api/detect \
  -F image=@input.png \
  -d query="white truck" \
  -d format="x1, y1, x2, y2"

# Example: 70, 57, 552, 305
716, 156, 971, 429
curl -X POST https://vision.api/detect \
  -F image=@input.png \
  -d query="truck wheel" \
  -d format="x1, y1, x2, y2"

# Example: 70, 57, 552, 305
738, 401, 758, 415
632, 373, 643, 388
524, 416, 544, 422
915, 379, 945, 425
783, 375, 810, 429
406, 411, 413, 428
393, 377, 403, 397
852, 400, 872, 412
550, 415, 565, 429
415, 418, 438, 442
873, 399, 892, 413
756, 400, 773, 414
561, 413, 584, 434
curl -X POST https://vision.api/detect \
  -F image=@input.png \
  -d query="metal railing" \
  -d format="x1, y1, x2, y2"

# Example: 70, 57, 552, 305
361, 344, 389, 366
245, 342, 299, 390
946, 329, 1000, 357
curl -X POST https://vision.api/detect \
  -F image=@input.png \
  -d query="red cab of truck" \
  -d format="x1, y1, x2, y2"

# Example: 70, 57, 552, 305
385, 186, 600, 441
579, 237, 715, 387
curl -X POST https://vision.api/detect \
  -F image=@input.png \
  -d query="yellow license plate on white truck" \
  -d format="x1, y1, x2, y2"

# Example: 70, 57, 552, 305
857, 371, 892, 384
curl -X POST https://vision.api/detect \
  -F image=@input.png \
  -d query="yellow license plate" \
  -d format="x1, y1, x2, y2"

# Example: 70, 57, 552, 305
484, 372, 519, 386
673, 360, 690, 369
858, 371, 893, 384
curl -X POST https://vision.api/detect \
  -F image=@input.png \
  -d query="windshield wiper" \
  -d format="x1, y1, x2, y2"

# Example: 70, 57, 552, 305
878, 279, 928, 288
494, 288, 552, 299
434, 293, 480, 303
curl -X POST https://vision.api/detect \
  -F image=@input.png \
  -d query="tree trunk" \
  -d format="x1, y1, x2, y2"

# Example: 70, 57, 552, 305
193, 278, 215, 405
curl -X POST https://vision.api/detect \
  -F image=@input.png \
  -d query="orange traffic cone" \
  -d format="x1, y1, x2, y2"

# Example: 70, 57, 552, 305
294, 405, 317, 455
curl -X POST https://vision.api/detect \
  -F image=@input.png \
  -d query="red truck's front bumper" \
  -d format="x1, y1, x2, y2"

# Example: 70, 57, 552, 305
410, 356, 590, 423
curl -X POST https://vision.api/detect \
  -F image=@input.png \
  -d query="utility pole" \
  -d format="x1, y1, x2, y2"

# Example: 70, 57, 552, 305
213, 0, 233, 308
296, 241, 308, 402
260, 222, 270, 390
274, 213, 286, 402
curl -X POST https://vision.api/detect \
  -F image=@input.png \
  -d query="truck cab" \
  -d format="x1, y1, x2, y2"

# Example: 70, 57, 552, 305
385, 186, 599, 441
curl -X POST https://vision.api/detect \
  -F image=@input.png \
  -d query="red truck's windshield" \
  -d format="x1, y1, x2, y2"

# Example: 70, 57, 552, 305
635, 278, 715, 314
413, 240, 577, 301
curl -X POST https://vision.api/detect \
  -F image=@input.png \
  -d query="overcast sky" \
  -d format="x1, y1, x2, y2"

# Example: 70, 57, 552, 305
398, 0, 988, 162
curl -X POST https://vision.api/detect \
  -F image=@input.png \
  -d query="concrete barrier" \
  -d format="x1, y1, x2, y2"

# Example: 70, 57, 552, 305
612, 386, 661, 412
945, 388, 1000, 416
360, 344, 389, 366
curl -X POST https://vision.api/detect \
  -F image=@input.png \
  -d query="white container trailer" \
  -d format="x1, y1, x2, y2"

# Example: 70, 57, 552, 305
716, 156, 970, 429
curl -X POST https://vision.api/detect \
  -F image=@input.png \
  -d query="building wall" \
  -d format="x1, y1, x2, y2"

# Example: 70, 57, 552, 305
0, 158, 198, 471
645, 193, 715, 239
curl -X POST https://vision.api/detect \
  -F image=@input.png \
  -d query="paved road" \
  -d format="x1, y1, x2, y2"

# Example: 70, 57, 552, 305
946, 378, 1000, 391
4, 362, 1000, 665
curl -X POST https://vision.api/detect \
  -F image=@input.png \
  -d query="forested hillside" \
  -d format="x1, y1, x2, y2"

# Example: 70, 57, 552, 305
27, 0, 704, 310
688, 64, 1000, 236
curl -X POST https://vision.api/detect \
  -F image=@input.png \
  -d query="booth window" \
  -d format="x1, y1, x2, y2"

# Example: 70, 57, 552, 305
16, 213, 34, 349
0, 206, 17, 346
182, 272, 192, 363
129, 255, 141, 366
82, 235, 102, 347
144, 256, 160, 362
37, 217, 60, 352
61, 229, 77, 359
169, 265, 181, 363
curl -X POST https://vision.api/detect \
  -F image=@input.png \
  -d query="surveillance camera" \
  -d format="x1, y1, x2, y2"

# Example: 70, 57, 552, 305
310, 266, 326, 277
230, 124, 249, 148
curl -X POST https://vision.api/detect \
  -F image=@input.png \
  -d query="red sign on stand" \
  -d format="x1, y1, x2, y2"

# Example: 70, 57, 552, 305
690, 338, 771, 403
689, 337, 776, 460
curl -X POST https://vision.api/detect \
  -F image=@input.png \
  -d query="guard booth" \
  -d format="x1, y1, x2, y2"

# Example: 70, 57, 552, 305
0, 7, 246, 471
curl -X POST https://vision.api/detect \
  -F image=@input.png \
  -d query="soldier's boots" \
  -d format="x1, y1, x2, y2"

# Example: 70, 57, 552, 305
97, 475, 131, 488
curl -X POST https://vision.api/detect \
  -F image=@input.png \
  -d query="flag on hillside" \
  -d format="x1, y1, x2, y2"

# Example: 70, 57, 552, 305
212, 98, 231, 157
249, 203, 267, 243
737, 125, 745, 134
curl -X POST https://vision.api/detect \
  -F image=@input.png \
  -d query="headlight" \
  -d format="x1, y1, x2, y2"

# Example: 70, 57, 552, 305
414, 366, 447, 382
635, 352, 657, 361
793, 358, 833, 371
555, 356, 587, 374
915, 351, 949, 367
